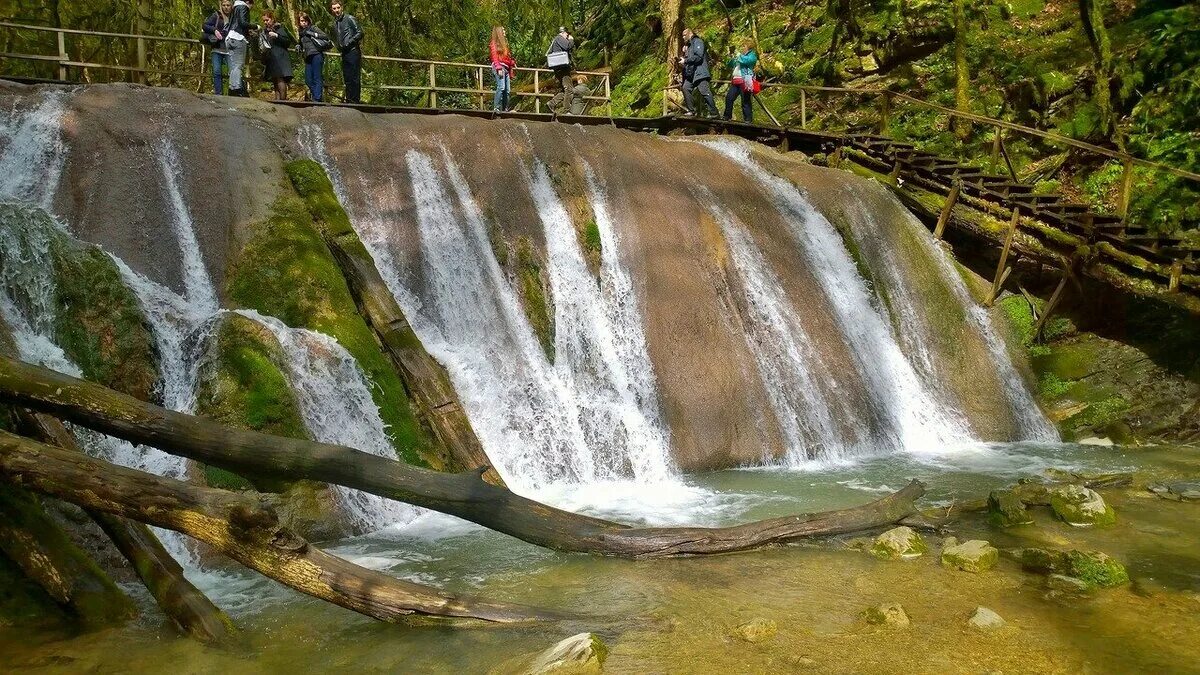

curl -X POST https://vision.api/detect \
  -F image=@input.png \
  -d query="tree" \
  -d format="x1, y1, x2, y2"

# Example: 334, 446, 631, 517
662, 0, 687, 109
953, 0, 971, 140
1078, 0, 1113, 138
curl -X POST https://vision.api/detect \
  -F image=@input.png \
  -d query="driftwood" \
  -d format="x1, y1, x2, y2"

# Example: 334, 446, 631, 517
0, 355, 926, 558
0, 430, 553, 624
21, 411, 237, 644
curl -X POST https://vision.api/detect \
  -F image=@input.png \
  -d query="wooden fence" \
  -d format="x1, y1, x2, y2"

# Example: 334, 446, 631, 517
0, 21, 612, 114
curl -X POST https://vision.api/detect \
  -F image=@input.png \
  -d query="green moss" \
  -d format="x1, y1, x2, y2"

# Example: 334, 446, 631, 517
233, 165, 433, 468
1038, 372, 1072, 400
0, 549, 67, 629
1064, 551, 1129, 588
516, 236, 555, 361
583, 218, 603, 259
51, 242, 158, 401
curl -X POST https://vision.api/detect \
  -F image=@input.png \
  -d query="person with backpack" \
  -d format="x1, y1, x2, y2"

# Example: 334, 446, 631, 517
723, 40, 759, 123
330, 1, 364, 103
202, 0, 233, 95
679, 27, 717, 117
297, 12, 332, 102
225, 0, 256, 97
546, 26, 577, 115
258, 11, 294, 100
490, 26, 516, 113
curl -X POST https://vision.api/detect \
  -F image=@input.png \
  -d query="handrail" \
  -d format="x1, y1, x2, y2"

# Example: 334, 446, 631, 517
0, 20, 612, 114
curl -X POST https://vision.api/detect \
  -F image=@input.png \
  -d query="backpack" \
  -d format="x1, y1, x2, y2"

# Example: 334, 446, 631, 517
314, 33, 334, 52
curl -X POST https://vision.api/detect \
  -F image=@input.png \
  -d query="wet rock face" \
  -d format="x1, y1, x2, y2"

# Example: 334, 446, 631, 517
524, 632, 608, 674
1049, 485, 1116, 527
941, 540, 999, 573
870, 526, 928, 559
988, 488, 1034, 527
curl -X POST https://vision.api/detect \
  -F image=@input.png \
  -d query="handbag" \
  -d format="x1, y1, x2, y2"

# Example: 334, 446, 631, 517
546, 44, 570, 69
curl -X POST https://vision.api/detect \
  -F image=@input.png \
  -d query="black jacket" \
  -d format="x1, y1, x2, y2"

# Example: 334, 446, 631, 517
227, 2, 254, 41
332, 14, 363, 51
683, 35, 711, 83
298, 25, 331, 58
202, 11, 229, 48
261, 23, 294, 80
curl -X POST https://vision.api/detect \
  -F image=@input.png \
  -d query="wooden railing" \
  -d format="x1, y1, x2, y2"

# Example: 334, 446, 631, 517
0, 21, 612, 114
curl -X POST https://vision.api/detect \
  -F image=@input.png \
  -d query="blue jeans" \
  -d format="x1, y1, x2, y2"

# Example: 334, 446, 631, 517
211, 50, 230, 95
305, 53, 324, 102
724, 84, 753, 122
493, 68, 511, 111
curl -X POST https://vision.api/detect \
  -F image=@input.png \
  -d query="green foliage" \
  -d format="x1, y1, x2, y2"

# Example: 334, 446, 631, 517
583, 218, 602, 257
1038, 372, 1071, 400
1064, 550, 1129, 588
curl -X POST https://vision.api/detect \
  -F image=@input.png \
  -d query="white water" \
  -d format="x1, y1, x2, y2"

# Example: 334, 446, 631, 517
705, 200, 868, 463
233, 310, 421, 532
301, 123, 680, 492
0, 92, 69, 209
703, 138, 976, 458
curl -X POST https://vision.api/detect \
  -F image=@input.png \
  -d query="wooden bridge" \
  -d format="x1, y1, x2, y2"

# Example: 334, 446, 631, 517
2, 20, 1198, 320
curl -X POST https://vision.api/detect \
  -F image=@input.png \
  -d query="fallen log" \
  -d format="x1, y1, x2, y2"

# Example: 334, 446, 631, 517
0, 356, 926, 558
21, 412, 237, 644
0, 430, 553, 624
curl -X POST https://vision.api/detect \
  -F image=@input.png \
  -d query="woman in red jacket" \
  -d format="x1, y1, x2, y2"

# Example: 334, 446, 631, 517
490, 26, 516, 112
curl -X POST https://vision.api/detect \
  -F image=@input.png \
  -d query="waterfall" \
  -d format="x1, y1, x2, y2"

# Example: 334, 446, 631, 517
706, 201, 867, 463
702, 138, 976, 456
233, 310, 421, 532
0, 92, 69, 209
300, 124, 677, 490
156, 138, 220, 315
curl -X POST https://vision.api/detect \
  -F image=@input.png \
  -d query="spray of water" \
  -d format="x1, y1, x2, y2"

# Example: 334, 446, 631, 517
0, 91, 69, 209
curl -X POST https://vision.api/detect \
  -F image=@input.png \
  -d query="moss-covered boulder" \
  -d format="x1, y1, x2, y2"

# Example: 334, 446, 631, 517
1009, 547, 1130, 589
524, 632, 609, 674
870, 526, 928, 559
941, 539, 999, 573
0, 203, 157, 400
244, 160, 436, 469
1049, 484, 1116, 527
988, 488, 1034, 527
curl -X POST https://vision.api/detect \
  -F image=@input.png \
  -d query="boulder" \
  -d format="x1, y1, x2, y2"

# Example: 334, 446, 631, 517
731, 618, 778, 644
870, 526, 928, 560
967, 606, 1005, 630
1009, 548, 1129, 589
525, 633, 608, 674
988, 489, 1033, 527
941, 540, 999, 573
1049, 485, 1116, 527
861, 603, 910, 628
1047, 574, 1091, 594
1148, 481, 1200, 502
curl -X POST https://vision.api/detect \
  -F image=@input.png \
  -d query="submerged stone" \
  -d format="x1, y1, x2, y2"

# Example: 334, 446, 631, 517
1046, 574, 1091, 594
870, 526, 927, 559
1148, 481, 1200, 502
525, 632, 608, 674
988, 489, 1033, 527
861, 603, 910, 627
731, 617, 778, 643
941, 540, 999, 573
1049, 484, 1116, 527
968, 606, 1006, 630
1009, 547, 1129, 589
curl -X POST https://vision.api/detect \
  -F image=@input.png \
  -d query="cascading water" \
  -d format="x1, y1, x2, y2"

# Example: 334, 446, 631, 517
0, 92, 69, 209
232, 310, 420, 532
704, 200, 867, 463
702, 138, 976, 457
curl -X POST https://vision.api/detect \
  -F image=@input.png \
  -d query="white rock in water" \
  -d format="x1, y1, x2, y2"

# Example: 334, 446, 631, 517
1049, 484, 1116, 526
525, 633, 608, 674
870, 526, 928, 560
968, 606, 1006, 630
1077, 436, 1115, 447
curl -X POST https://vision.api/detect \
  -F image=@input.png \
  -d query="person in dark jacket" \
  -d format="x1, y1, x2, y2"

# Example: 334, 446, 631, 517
259, 11, 293, 100
679, 28, 716, 117
202, 0, 233, 95
546, 27, 578, 115
723, 40, 758, 123
225, 0, 256, 96
330, 1, 364, 103
297, 12, 331, 102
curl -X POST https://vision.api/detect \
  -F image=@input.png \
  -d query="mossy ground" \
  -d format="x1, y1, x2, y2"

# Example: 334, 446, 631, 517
226, 161, 434, 468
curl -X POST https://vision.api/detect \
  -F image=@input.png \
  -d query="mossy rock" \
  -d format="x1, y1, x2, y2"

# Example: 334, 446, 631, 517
988, 488, 1034, 527
941, 539, 999, 573
1010, 547, 1128, 589
1049, 484, 1116, 527
870, 526, 928, 559
860, 603, 910, 627
516, 236, 555, 360
193, 313, 307, 492
226, 179, 432, 468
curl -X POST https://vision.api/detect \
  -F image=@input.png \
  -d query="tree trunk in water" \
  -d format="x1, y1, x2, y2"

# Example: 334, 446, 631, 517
0, 356, 928, 558
662, 0, 687, 110
0, 484, 136, 627
953, 0, 971, 141
21, 412, 238, 644
1078, 0, 1113, 137
0, 430, 555, 624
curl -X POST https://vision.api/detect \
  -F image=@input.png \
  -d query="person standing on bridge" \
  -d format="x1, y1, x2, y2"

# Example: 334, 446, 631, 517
679, 27, 717, 117
490, 26, 516, 113
258, 11, 294, 101
225, 0, 256, 97
297, 12, 332, 102
330, 2, 364, 104
723, 40, 758, 123
546, 26, 578, 115
202, 0, 234, 95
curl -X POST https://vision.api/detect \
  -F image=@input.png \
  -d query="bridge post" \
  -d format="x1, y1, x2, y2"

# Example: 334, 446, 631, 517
535, 71, 541, 114
1117, 157, 1134, 222
428, 63, 437, 108
56, 30, 67, 81
986, 209, 1021, 306
800, 89, 807, 128
476, 67, 484, 110
879, 92, 891, 135
934, 182, 961, 240
990, 128, 1003, 172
